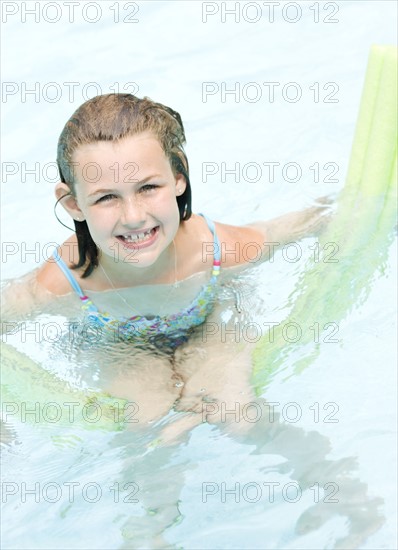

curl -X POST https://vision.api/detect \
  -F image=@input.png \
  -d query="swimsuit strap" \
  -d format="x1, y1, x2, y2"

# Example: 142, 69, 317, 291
197, 213, 221, 280
52, 251, 99, 314
197, 212, 221, 263
52, 249, 87, 299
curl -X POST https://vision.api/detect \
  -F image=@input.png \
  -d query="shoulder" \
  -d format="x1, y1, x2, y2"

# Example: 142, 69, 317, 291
36, 234, 85, 296
200, 215, 270, 268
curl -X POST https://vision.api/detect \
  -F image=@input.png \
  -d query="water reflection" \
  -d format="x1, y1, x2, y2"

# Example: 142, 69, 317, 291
107, 403, 385, 549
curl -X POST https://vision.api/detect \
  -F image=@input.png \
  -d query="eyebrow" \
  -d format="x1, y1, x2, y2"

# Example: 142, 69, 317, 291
87, 175, 162, 197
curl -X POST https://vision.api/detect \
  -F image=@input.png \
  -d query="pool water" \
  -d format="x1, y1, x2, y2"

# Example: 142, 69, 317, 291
1, 1, 397, 549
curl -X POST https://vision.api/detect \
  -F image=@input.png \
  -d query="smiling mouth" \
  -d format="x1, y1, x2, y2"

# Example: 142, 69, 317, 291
117, 226, 159, 244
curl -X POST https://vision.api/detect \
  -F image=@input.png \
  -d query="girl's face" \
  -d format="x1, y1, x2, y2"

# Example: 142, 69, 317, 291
70, 132, 186, 270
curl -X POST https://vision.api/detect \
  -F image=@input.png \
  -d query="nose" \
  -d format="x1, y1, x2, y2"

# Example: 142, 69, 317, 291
120, 196, 146, 227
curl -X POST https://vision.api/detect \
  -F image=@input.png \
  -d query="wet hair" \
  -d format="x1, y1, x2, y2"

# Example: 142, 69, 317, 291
56, 93, 192, 278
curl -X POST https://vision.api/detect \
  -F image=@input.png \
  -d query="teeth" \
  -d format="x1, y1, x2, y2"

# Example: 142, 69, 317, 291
122, 228, 154, 243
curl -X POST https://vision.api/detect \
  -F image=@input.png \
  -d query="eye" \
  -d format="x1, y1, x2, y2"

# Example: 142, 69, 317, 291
96, 194, 117, 203
140, 184, 158, 193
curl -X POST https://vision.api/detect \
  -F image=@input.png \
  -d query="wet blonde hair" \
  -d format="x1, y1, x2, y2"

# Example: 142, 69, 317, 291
56, 93, 192, 277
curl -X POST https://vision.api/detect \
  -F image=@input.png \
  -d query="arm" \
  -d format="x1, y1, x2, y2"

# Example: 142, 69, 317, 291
0, 270, 56, 333
214, 196, 336, 274
1, 235, 80, 332
247, 196, 335, 248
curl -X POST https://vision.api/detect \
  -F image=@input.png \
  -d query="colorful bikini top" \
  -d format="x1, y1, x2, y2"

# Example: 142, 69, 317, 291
52, 213, 221, 351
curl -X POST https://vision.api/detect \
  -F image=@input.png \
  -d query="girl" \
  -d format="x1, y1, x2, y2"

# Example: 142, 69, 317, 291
1, 93, 331, 432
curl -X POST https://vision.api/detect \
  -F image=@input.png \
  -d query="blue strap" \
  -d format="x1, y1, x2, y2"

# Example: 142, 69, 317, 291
197, 213, 221, 262
52, 249, 86, 298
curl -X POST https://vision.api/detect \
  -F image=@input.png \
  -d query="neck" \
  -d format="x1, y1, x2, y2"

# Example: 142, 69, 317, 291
98, 239, 177, 288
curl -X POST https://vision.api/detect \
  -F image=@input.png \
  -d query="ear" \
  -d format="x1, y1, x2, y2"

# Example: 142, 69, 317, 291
55, 182, 85, 222
174, 172, 187, 197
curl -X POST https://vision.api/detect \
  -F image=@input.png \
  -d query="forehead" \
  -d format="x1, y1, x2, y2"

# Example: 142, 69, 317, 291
72, 132, 171, 182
